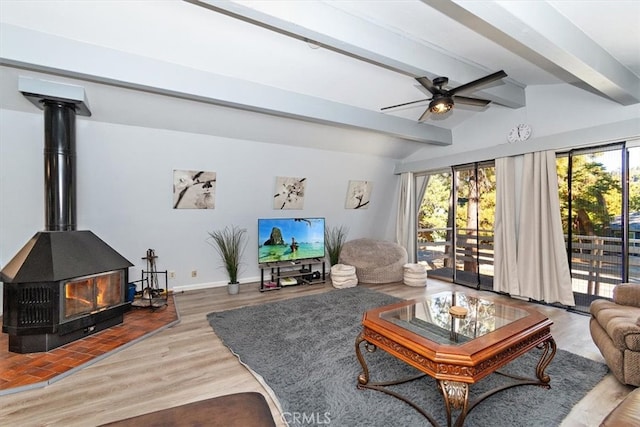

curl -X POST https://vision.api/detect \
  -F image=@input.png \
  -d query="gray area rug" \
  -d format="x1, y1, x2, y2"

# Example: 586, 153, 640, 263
207, 287, 608, 427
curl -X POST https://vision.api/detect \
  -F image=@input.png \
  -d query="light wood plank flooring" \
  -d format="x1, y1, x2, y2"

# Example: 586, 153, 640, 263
0, 279, 634, 426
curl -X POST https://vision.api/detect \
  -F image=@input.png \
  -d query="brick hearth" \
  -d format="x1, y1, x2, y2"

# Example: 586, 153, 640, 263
0, 297, 179, 394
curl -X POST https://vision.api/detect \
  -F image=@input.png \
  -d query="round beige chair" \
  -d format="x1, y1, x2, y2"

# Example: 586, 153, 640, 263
330, 264, 357, 289
403, 263, 427, 287
338, 238, 407, 284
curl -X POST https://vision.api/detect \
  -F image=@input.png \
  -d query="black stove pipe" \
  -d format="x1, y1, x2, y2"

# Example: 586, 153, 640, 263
43, 100, 76, 231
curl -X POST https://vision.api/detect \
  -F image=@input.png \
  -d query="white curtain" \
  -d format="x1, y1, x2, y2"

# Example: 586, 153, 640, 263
493, 157, 520, 295
396, 172, 413, 261
396, 172, 428, 263
516, 151, 575, 305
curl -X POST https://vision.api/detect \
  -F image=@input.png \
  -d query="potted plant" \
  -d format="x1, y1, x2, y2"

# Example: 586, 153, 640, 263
324, 225, 349, 266
207, 225, 247, 295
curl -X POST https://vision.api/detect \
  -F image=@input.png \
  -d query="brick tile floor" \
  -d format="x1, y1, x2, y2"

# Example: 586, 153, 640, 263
0, 297, 179, 394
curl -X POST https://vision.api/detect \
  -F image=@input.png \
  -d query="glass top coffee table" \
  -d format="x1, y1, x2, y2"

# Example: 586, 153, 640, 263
355, 291, 556, 427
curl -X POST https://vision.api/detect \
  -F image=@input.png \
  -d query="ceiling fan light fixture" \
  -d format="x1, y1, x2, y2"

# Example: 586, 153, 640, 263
429, 97, 453, 114
383, 71, 507, 121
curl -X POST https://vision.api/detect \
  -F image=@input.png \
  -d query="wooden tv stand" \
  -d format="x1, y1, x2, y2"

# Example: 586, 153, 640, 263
259, 258, 326, 292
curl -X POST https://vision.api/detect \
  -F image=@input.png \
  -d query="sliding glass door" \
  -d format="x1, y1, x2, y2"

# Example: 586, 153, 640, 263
417, 162, 495, 289
557, 144, 628, 310
628, 147, 640, 284
416, 142, 637, 311
417, 170, 454, 282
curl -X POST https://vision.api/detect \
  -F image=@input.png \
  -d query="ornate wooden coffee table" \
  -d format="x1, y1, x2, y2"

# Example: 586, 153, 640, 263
355, 291, 556, 427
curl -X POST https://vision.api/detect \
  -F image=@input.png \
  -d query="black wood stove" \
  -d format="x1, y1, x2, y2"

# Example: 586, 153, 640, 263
1, 81, 132, 353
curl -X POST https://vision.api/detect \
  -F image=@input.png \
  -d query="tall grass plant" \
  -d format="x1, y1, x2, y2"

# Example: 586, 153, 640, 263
325, 225, 349, 266
208, 225, 247, 284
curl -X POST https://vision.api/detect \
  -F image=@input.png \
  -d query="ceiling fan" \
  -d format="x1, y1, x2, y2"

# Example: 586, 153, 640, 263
381, 70, 507, 122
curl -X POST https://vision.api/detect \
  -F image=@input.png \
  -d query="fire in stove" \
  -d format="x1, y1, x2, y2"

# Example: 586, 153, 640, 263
64, 271, 124, 319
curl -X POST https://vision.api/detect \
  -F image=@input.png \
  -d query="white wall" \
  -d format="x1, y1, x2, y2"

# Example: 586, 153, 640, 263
0, 109, 400, 304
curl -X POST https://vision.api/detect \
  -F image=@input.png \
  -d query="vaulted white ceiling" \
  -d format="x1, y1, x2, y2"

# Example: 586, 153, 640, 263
0, 0, 638, 158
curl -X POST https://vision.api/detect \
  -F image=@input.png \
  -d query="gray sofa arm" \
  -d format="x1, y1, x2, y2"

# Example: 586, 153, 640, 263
613, 283, 640, 308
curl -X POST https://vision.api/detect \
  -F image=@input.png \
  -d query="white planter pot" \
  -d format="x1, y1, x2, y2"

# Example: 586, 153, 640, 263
227, 282, 240, 295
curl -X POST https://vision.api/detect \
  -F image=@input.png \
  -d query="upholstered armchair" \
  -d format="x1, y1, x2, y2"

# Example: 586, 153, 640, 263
590, 283, 640, 386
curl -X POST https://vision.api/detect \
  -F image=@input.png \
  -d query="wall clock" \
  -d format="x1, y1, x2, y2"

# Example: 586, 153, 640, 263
507, 123, 532, 143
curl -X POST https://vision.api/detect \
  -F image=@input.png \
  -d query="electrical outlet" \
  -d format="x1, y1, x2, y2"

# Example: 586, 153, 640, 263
191, 270, 197, 278
168, 271, 176, 279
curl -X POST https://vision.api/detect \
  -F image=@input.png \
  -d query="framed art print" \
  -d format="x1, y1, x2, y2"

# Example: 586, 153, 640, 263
274, 176, 306, 209
173, 170, 216, 209
345, 180, 372, 209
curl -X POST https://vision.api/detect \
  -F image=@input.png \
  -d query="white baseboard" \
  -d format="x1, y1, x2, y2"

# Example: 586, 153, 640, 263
172, 275, 261, 292
172, 281, 224, 292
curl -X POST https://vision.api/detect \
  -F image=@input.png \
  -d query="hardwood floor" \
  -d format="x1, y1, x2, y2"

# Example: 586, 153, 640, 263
0, 279, 633, 426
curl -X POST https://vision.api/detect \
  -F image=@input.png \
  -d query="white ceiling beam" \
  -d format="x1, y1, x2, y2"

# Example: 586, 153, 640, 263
424, 0, 640, 105
0, 24, 451, 146
188, 0, 525, 108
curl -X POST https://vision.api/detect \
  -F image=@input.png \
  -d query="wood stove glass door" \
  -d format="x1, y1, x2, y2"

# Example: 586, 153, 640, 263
96, 271, 122, 309
64, 270, 124, 319
64, 277, 94, 318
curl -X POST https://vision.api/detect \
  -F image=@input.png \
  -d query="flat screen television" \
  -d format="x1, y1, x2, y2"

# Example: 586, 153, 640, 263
258, 217, 325, 264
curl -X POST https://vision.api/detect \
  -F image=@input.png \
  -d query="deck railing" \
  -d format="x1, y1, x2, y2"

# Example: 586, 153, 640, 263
417, 227, 639, 298
417, 227, 493, 271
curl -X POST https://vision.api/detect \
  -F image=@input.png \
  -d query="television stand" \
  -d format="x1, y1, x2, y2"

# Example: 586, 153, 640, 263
259, 258, 326, 292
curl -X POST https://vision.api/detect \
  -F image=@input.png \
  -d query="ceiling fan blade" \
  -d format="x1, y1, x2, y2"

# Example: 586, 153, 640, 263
418, 108, 431, 122
415, 76, 437, 94
380, 98, 430, 111
453, 95, 491, 107
449, 70, 507, 95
